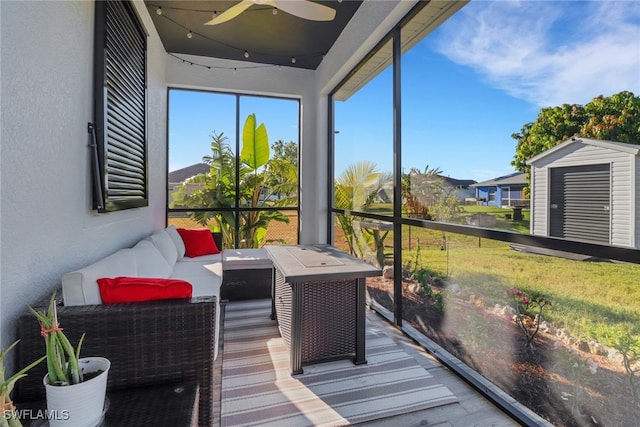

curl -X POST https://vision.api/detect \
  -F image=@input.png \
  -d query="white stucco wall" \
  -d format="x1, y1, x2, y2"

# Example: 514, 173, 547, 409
0, 0, 167, 358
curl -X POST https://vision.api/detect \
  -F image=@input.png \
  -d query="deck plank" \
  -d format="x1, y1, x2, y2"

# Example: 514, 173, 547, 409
215, 299, 519, 427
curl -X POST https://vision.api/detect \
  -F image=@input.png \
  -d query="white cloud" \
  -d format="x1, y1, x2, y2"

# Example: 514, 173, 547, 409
434, 1, 640, 107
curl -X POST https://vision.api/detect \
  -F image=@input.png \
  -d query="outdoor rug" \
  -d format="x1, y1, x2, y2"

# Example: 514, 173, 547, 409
220, 300, 457, 427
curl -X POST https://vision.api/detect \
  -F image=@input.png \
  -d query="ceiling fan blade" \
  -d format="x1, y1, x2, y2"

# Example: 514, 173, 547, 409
273, 0, 336, 22
204, 0, 254, 25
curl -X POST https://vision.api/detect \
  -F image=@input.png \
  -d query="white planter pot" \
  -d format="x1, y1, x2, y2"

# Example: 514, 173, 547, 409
43, 357, 110, 427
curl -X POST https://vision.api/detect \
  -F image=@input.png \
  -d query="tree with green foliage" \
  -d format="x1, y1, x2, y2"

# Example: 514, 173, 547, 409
171, 114, 290, 248
271, 139, 298, 166
265, 140, 298, 202
511, 91, 640, 176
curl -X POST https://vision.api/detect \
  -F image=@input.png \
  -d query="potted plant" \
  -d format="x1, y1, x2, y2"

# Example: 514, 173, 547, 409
1, 341, 46, 427
28, 293, 110, 427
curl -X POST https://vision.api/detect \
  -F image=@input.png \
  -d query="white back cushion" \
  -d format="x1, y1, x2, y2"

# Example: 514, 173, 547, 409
146, 229, 178, 268
166, 225, 186, 260
62, 248, 137, 306
132, 240, 172, 278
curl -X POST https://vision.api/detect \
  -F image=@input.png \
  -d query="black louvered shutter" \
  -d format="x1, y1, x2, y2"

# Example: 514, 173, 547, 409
93, 0, 147, 212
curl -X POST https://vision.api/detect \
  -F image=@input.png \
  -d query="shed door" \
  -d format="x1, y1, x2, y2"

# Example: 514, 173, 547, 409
549, 164, 611, 244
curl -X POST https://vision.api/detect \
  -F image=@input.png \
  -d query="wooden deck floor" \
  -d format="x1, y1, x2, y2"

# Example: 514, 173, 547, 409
213, 299, 521, 427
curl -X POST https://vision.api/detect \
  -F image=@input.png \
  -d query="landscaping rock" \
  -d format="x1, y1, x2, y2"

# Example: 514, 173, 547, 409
578, 339, 591, 353
565, 335, 578, 347
428, 276, 446, 288
448, 283, 461, 294
539, 320, 556, 335
501, 305, 516, 318
589, 341, 608, 356
407, 282, 421, 294
607, 350, 625, 365
556, 328, 572, 343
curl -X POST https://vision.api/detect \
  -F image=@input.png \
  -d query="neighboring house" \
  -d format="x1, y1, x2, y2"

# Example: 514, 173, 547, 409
470, 172, 528, 207
168, 163, 210, 203
527, 137, 640, 248
377, 188, 392, 204
405, 174, 476, 206
439, 176, 477, 201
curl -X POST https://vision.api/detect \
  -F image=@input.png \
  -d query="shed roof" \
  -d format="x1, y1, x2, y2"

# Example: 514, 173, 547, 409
526, 137, 640, 165
470, 172, 526, 187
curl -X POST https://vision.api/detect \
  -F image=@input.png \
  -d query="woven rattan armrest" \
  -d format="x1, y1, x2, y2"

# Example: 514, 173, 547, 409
15, 295, 217, 427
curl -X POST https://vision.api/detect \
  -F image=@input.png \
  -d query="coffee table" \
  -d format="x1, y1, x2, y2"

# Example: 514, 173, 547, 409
265, 244, 381, 374
221, 248, 273, 301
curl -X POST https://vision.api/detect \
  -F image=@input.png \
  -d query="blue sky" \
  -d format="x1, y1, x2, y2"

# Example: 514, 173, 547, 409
169, 92, 300, 171
170, 1, 640, 182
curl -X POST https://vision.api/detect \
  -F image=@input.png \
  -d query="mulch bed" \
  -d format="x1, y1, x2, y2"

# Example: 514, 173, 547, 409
367, 276, 639, 427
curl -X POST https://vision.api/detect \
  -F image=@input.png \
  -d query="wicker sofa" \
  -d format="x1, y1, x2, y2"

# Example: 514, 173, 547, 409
15, 226, 223, 426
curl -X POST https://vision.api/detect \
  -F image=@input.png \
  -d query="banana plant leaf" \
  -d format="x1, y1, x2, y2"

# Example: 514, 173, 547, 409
241, 113, 270, 171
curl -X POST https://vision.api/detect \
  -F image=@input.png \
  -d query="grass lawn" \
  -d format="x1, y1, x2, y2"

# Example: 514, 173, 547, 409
404, 230, 640, 347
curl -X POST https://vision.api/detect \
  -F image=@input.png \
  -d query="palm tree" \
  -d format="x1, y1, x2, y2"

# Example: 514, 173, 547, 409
401, 165, 443, 219
170, 131, 236, 243
334, 161, 390, 259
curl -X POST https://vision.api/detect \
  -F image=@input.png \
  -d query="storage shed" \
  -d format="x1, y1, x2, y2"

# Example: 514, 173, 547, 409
527, 137, 640, 248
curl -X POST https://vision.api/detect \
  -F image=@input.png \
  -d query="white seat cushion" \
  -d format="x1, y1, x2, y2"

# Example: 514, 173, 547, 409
175, 272, 222, 360
222, 249, 272, 270
171, 259, 222, 278
177, 253, 222, 263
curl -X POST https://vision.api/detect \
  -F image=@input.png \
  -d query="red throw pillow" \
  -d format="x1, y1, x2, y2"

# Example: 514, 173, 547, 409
176, 228, 220, 257
97, 277, 193, 304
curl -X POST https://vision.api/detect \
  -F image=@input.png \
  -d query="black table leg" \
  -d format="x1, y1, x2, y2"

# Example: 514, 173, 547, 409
354, 277, 367, 365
